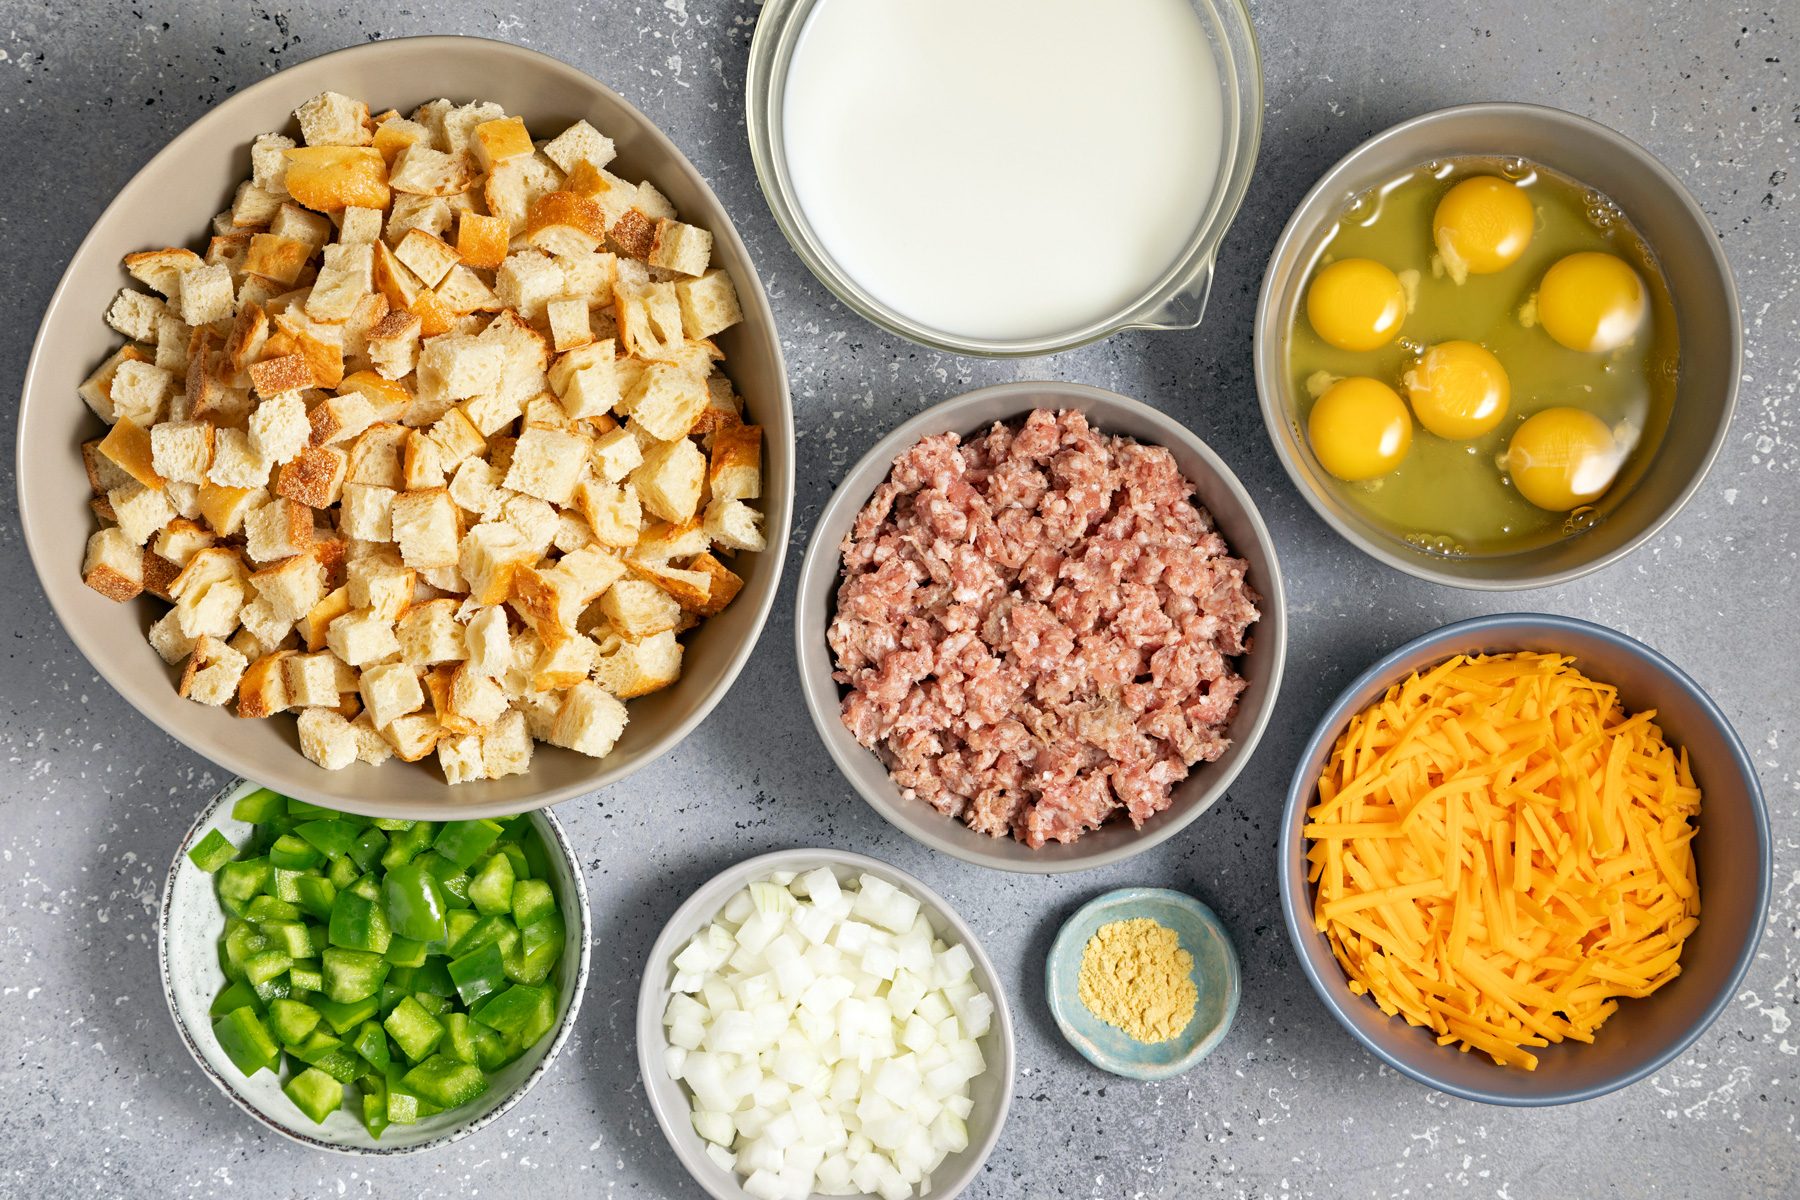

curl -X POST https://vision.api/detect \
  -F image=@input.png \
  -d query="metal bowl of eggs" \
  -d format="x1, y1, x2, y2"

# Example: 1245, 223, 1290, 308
1253, 102, 1740, 590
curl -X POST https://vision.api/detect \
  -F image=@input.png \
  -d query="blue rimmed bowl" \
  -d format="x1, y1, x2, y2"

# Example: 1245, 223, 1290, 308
1278, 613, 1770, 1106
1046, 888, 1241, 1079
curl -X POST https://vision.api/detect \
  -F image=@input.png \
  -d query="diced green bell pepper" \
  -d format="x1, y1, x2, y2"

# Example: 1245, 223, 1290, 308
505, 910, 565, 986
285, 797, 336, 819
328, 891, 392, 955
295, 820, 357, 860
384, 996, 444, 1063
327, 855, 361, 890
379, 821, 436, 870
412, 991, 451, 1017
231, 787, 287, 823
473, 1025, 515, 1072
371, 817, 416, 831
283, 1066, 343, 1124
449, 943, 507, 1007
441, 1012, 478, 1064
244, 895, 302, 926
269, 832, 325, 871
472, 984, 543, 1037
359, 1075, 390, 1138
383, 862, 448, 943
312, 994, 380, 1035
270, 867, 307, 905
210, 979, 260, 1018
445, 909, 479, 950
267, 998, 322, 1045
214, 1006, 281, 1076
402, 1054, 489, 1108
496, 842, 531, 882
294, 875, 338, 920
262, 919, 316, 960
322, 948, 390, 1004
218, 857, 273, 904
433, 819, 504, 871
449, 913, 516, 959
510, 879, 555, 929
383, 936, 429, 968
288, 962, 324, 994
244, 949, 293, 987
347, 827, 388, 872
467, 853, 515, 916
250, 973, 291, 1005
187, 828, 237, 872
351, 1020, 391, 1073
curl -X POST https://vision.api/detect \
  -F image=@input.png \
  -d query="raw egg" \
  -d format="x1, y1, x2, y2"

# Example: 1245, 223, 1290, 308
1403, 340, 1511, 440
1506, 406, 1622, 510
1309, 377, 1413, 481
1306, 257, 1407, 352
1536, 252, 1646, 352
1433, 176, 1535, 278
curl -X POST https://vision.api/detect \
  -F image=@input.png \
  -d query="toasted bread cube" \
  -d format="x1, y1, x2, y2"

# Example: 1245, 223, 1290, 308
608, 208, 656, 261
308, 390, 378, 446
676, 269, 743, 340
347, 712, 394, 764
479, 708, 533, 779
395, 597, 467, 666
196, 483, 265, 539
494, 250, 563, 321
243, 392, 308, 468
471, 116, 533, 171
81, 527, 145, 601
203, 427, 267, 491
504, 425, 591, 507
344, 423, 407, 490
444, 662, 509, 733
230, 180, 284, 229
224, 303, 272, 373
628, 362, 708, 442
709, 423, 762, 503
575, 479, 643, 548
154, 517, 217, 567
634, 517, 709, 562
381, 709, 442, 761
83, 439, 135, 497
326, 609, 400, 667
526, 191, 608, 258
251, 131, 296, 193
431, 730, 482, 784
175, 576, 246, 640
298, 585, 352, 651
338, 204, 384, 245
684, 552, 744, 617
586, 425, 644, 485
306, 243, 374, 322
99, 415, 165, 490
248, 352, 313, 398
626, 558, 713, 611
124, 247, 205, 298
162, 480, 203, 522
501, 492, 559, 558
553, 510, 595, 554
616, 281, 684, 359
251, 553, 326, 624
522, 394, 577, 432
547, 297, 593, 353
484, 152, 565, 234
108, 482, 176, 546
550, 680, 628, 758
236, 650, 295, 718
148, 609, 197, 663
390, 488, 460, 570
292, 706, 355, 770
542, 120, 617, 174
418, 331, 505, 401
704, 498, 767, 553
372, 115, 427, 166
177, 636, 249, 706
593, 628, 682, 699
78, 344, 153, 423
271, 202, 333, 251
447, 457, 504, 521
336, 481, 394, 542
149, 421, 215, 486
295, 91, 372, 147
401, 429, 447, 490
439, 99, 506, 153
283, 145, 391, 213
394, 228, 460, 287
242, 496, 312, 563
388, 143, 477, 197
459, 521, 535, 605
464, 605, 514, 679
427, 406, 486, 469
599, 578, 680, 641
106, 289, 166, 343
275, 444, 349, 509
360, 661, 425, 729
174, 263, 236, 326
110, 360, 176, 429
455, 210, 511, 272
365, 310, 422, 380
237, 596, 294, 653
531, 633, 599, 692
648, 219, 713, 277
632, 438, 705, 524
347, 553, 415, 621
283, 652, 344, 708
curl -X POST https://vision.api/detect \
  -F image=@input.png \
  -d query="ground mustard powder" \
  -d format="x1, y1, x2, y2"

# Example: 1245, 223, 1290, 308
1077, 917, 1198, 1044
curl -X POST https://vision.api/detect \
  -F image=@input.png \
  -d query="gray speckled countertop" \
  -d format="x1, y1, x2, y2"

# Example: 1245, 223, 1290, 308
0, 1, 1794, 1197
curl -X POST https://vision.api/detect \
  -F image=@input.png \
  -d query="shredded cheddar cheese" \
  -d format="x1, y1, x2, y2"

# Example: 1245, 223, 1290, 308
1305, 652, 1701, 1070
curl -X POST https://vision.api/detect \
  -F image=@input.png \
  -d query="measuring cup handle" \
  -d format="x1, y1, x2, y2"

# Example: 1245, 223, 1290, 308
1131, 258, 1215, 332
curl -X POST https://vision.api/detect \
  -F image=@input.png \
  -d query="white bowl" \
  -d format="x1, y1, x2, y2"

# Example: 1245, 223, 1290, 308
158, 777, 592, 1154
636, 849, 1016, 1199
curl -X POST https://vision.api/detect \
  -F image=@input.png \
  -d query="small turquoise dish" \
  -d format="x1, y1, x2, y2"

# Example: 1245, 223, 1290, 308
1046, 888, 1241, 1080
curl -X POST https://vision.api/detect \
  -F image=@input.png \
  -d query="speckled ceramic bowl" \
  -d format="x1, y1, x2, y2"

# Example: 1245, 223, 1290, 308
637, 848, 1015, 1200
1279, 613, 1770, 1105
795, 382, 1287, 873
159, 777, 592, 1153
17, 35, 794, 819
1045, 888, 1240, 1080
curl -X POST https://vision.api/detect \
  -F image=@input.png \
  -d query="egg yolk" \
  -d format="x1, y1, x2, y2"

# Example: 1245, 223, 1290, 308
1536, 252, 1647, 352
1309, 377, 1413, 481
1507, 406, 1622, 510
1433, 176, 1535, 278
1402, 340, 1511, 440
1306, 258, 1407, 352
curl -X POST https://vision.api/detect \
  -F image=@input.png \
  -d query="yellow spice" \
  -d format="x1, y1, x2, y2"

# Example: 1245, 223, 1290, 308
1077, 917, 1198, 1044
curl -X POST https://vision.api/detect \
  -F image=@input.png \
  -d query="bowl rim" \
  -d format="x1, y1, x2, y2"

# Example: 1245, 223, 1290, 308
1276, 611, 1772, 1106
14, 33, 794, 818
744, 0, 1266, 357
156, 776, 594, 1154
1044, 886, 1242, 1080
633, 846, 1017, 1200
793, 381, 1288, 873
1252, 100, 1743, 591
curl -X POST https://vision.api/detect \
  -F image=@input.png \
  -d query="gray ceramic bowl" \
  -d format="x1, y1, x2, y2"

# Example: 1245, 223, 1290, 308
1254, 103, 1740, 589
1278, 613, 1770, 1105
16, 36, 793, 819
636, 848, 1015, 1200
159, 777, 592, 1152
796, 382, 1287, 873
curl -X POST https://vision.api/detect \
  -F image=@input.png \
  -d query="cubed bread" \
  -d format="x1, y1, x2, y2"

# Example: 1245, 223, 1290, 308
197, 483, 266, 539
394, 228, 460, 287
124, 247, 205, 298
625, 557, 714, 612
593, 628, 683, 699
283, 651, 346, 709
616, 280, 685, 359
444, 662, 509, 733
366, 310, 422, 379
250, 553, 326, 624
494, 250, 564, 320
426, 407, 486, 468
471, 116, 533, 171
283, 145, 391, 213
110, 360, 176, 428
526, 191, 608, 257
236, 650, 295, 718
308, 390, 379, 446
552, 680, 629, 757
632, 438, 706, 524
251, 132, 296, 193
504, 425, 591, 507
346, 552, 415, 621
589, 425, 644, 484
678, 266, 741, 340
547, 297, 593, 353
295, 91, 372, 147
298, 585, 352, 651
272, 202, 333, 250
531, 633, 599, 691
708, 423, 763, 503
340, 482, 396, 541
149, 609, 197, 664
574, 479, 643, 548
390, 488, 460, 569
627, 362, 708, 442
326, 609, 401, 667
463, 605, 514, 679
484, 153, 564, 235
682, 551, 745, 617
542, 120, 617, 175
703, 497, 767, 552
481, 708, 534, 778
338, 205, 384, 245
306, 242, 374, 321
295, 707, 358, 769
243, 496, 313, 563
360, 661, 425, 728
447, 457, 504, 520
154, 517, 216, 568
454, 210, 510, 271
608, 208, 657, 261
99, 415, 165, 490
106, 289, 165, 343
348, 712, 394, 764
395, 597, 467, 666
230, 180, 284, 228
381, 709, 443, 762
175, 263, 236, 326
178, 635, 249, 706
82, 527, 146, 601
634, 517, 709, 562
598, 578, 681, 641
275, 444, 349, 508
388, 143, 477, 197
459, 521, 535, 605
109, 482, 177, 546
647, 218, 713, 277
149, 421, 216, 486
249, 352, 314, 398
431, 730, 483, 784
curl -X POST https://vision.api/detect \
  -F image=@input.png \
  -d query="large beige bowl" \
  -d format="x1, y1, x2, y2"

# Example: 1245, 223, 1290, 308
15, 37, 793, 819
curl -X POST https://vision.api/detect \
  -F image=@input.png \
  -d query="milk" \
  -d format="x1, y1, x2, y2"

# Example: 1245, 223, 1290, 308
781, 0, 1226, 343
